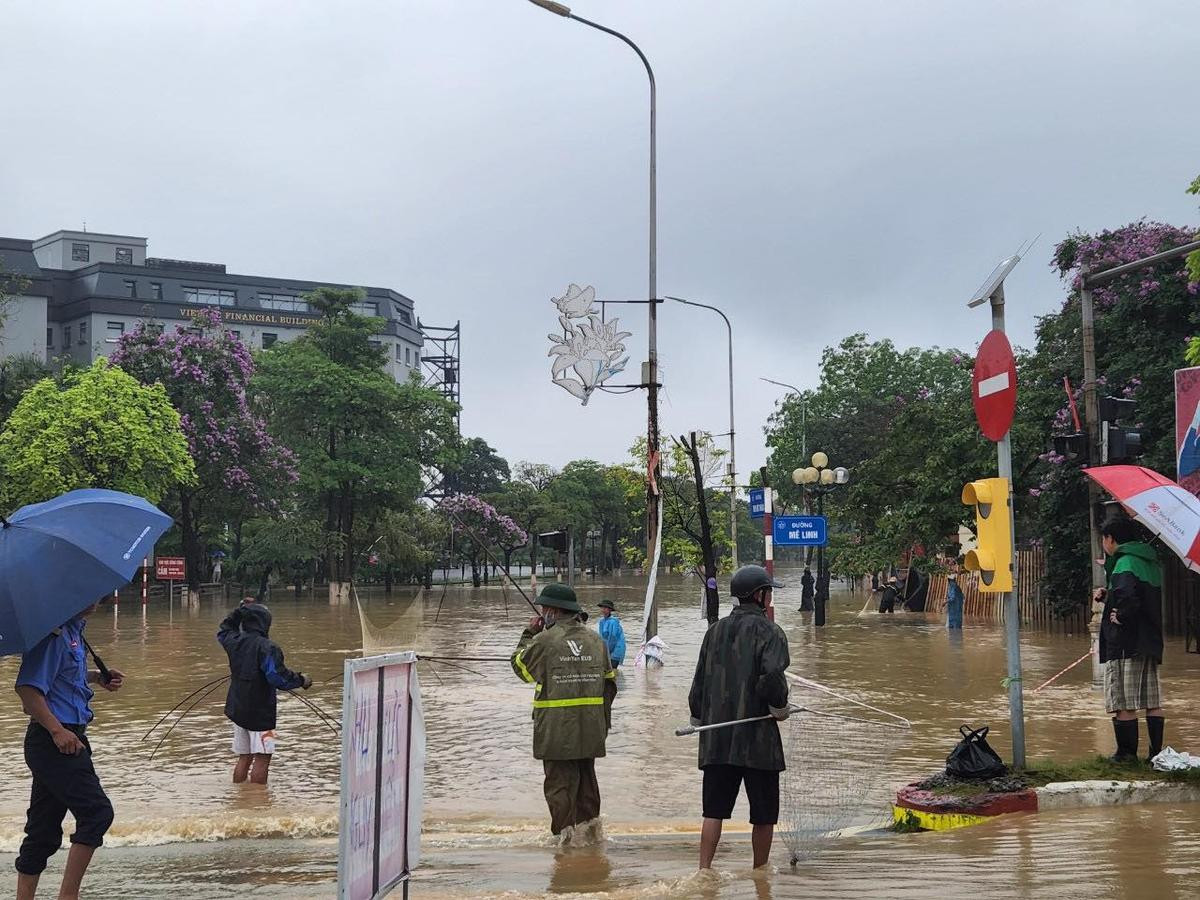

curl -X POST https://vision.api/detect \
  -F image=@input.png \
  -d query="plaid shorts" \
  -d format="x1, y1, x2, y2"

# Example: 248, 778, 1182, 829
1104, 656, 1162, 713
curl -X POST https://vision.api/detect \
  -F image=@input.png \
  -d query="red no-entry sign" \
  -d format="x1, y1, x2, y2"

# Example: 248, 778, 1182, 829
973, 330, 1017, 441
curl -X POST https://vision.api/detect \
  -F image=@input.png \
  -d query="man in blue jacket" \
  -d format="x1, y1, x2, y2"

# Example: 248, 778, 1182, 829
218, 599, 311, 785
596, 600, 626, 668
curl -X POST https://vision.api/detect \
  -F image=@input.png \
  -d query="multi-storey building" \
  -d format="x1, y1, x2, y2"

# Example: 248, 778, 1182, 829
0, 229, 423, 383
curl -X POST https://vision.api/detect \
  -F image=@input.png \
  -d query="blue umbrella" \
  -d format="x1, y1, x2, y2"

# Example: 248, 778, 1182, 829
0, 489, 174, 656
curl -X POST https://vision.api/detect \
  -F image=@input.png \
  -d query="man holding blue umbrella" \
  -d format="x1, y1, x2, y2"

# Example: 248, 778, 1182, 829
1, 488, 173, 900
14, 599, 124, 900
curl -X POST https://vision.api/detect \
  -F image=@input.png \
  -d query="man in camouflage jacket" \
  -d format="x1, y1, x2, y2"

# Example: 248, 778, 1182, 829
511, 583, 617, 836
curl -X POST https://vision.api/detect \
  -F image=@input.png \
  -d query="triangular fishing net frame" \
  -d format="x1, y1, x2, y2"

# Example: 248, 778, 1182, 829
779, 673, 912, 865
354, 586, 425, 654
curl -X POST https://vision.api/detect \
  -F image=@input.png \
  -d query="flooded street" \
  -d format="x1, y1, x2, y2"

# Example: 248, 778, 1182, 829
4, 566, 1200, 897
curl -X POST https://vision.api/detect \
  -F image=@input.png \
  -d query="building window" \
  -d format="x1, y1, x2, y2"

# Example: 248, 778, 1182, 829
262, 333, 278, 349
151, 282, 163, 300
395, 344, 404, 363
71, 242, 90, 262
398, 310, 412, 326
229, 330, 242, 342
78, 321, 88, 345
405, 346, 412, 366
115, 247, 133, 264
124, 280, 137, 298
146, 323, 164, 337
350, 300, 379, 317
258, 293, 309, 312
46, 328, 53, 348
64, 325, 71, 346
105, 321, 125, 343
369, 340, 382, 352
183, 287, 236, 307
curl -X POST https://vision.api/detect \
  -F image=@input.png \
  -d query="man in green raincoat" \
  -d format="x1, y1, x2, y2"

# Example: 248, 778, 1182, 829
511, 583, 617, 835
1095, 516, 1165, 762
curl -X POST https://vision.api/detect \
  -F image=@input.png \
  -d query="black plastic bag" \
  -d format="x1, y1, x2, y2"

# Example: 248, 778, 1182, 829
945, 724, 1006, 780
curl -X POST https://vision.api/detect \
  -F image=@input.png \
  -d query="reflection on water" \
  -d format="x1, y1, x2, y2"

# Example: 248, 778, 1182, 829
2, 567, 1200, 896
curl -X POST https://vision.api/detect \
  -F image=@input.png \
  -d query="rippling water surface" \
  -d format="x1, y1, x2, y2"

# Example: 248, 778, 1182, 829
3, 567, 1200, 897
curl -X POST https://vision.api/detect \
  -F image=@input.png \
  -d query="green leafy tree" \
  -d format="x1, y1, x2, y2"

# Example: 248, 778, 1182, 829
0, 354, 50, 426
765, 335, 996, 573
238, 510, 324, 600
0, 360, 195, 509
449, 437, 511, 495
253, 287, 457, 591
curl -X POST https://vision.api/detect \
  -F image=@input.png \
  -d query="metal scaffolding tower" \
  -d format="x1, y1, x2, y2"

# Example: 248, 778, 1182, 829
420, 319, 461, 500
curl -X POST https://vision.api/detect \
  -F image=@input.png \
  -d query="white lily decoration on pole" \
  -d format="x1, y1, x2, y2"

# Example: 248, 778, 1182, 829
547, 284, 631, 405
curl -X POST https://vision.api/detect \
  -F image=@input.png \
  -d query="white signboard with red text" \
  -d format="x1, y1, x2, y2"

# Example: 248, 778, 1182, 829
338, 651, 425, 900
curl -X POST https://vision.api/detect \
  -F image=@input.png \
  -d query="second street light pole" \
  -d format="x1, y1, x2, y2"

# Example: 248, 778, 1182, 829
669, 296, 737, 568
527, 0, 661, 640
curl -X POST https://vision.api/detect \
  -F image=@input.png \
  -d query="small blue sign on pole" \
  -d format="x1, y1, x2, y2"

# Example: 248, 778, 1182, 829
773, 515, 827, 547
749, 488, 765, 519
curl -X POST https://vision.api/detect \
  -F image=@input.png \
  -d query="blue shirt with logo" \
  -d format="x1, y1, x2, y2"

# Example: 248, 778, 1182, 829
16, 617, 94, 726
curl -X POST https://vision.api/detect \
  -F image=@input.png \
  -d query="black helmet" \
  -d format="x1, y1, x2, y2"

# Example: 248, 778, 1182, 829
730, 564, 783, 600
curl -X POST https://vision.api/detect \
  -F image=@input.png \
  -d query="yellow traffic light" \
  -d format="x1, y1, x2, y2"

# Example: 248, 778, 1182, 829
961, 477, 1013, 593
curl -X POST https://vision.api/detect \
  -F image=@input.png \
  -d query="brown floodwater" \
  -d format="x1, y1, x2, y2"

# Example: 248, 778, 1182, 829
3, 567, 1200, 898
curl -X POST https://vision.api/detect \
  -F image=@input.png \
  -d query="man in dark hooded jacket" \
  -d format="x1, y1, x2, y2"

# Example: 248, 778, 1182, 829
217, 600, 311, 784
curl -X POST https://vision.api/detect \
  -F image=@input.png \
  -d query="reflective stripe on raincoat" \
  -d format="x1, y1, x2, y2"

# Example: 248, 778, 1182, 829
511, 619, 617, 760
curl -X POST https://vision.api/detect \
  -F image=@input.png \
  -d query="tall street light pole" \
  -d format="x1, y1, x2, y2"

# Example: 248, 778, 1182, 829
528, 0, 661, 640
669, 296, 737, 567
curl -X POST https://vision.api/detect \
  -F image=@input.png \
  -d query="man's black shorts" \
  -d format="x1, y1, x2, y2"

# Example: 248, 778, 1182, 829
701, 764, 780, 825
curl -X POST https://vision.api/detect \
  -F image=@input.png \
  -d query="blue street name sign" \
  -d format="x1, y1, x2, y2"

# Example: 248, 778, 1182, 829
773, 515, 827, 547
749, 488, 765, 519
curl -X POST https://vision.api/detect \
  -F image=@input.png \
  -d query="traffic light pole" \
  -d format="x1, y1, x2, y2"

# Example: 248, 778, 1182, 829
990, 283, 1027, 768
1080, 267, 1105, 686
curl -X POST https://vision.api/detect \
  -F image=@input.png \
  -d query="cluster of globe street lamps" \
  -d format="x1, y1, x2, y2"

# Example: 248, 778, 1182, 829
792, 453, 849, 627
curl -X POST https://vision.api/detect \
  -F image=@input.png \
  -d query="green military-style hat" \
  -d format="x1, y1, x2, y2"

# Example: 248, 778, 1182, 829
597, 599, 616, 610
537, 582, 582, 613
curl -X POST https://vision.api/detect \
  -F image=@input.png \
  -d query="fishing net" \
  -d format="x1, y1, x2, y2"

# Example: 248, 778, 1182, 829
778, 674, 912, 865
354, 587, 425, 654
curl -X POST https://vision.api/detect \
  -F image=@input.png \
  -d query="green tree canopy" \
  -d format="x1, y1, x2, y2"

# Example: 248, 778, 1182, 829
253, 287, 457, 584
0, 360, 195, 509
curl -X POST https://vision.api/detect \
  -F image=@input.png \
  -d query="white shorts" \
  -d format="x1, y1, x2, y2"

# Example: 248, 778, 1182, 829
232, 725, 277, 755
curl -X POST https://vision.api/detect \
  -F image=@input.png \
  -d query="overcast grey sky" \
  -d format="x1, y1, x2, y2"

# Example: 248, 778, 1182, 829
2, 1, 1196, 477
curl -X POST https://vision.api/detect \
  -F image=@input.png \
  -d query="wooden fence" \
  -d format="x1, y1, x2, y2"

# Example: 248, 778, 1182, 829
925, 547, 1088, 635
924, 547, 1200, 640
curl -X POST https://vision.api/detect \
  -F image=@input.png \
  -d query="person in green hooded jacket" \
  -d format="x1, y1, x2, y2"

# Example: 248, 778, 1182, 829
511, 583, 617, 836
1094, 516, 1165, 763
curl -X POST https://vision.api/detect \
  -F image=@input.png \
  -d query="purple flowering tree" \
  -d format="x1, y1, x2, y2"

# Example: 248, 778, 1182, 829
111, 309, 298, 598
439, 493, 529, 586
1023, 220, 1199, 612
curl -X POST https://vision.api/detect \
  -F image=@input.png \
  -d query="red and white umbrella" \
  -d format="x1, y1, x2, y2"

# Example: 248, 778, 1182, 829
1083, 465, 1200, 573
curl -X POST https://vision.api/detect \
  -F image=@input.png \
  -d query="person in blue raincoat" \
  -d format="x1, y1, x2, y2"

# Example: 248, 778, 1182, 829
946, 572, 964, 630
596, 600, 626, 667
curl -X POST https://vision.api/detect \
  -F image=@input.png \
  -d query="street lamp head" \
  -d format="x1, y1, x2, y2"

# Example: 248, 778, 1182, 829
811, 451, 829, 469
527, 0, 572, 15
820, 469, 835, 486
801, 466, 819, 484
834, 466, 850, 485
791, 467, 806, 485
